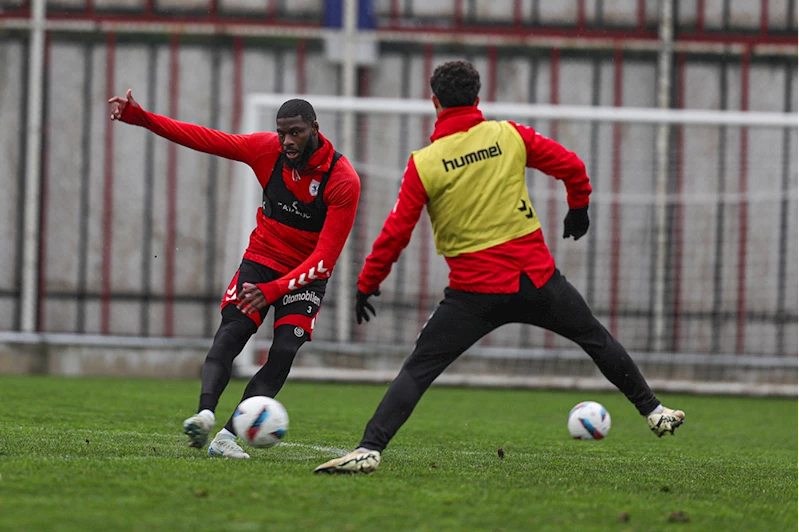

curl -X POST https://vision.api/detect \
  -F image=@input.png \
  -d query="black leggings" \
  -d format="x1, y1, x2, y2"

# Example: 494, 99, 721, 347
197, 305, 308, 434
359, 271, 660, 452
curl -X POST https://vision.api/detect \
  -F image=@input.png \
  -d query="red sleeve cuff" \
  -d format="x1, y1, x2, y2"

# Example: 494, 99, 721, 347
357, 279, 381, 294
120, 104, 147, 126
256, 282, 282, 305
568, 197, 590, 210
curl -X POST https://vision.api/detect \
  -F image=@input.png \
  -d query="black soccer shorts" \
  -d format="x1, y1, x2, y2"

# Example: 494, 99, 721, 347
220, 259, 327, 339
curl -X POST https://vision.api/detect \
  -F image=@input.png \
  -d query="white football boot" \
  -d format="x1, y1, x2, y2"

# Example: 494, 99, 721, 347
647, 406, 685, 437
182, 412, 215, 449
208, 433, 250, 459
314, 449, 381, 474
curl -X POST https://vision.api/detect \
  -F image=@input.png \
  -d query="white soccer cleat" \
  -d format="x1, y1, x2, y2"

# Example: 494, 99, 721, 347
647, 406, 685, 437
182, 412, 215, 449
208, 433, 250, 459
314, 449, 381, 474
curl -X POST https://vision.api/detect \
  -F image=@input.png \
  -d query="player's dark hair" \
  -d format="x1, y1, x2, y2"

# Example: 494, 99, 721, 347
276, 99, 317, 125
429, 60, 481, 109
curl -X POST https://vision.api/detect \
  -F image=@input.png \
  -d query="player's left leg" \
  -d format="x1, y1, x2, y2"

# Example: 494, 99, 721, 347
519, 271, 684, 436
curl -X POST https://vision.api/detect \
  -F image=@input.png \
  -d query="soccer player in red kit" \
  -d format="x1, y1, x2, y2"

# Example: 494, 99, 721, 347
315, 61, 684, 474
109, 90, 360, 459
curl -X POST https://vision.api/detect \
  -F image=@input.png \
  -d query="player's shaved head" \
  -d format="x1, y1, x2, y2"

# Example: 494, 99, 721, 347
277, 99, 317, 125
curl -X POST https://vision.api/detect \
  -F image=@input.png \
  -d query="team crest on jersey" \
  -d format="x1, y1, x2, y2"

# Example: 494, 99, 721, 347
309, 179, 320, 196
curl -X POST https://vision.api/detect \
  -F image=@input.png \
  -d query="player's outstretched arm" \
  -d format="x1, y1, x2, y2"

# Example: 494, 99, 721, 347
107, 88, 260, 164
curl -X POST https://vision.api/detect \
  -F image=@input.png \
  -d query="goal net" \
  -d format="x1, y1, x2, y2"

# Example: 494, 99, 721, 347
233, 94, 797, 396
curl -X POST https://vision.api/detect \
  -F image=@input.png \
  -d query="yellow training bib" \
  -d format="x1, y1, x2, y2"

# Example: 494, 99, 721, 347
412, 120, 541, 257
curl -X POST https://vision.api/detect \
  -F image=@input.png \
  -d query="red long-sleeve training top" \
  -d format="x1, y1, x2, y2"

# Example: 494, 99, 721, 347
358, 106, 591, 295
120, 104, 361, 305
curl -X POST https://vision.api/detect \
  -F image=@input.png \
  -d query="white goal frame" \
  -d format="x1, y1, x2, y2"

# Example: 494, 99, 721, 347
232, 93, 797, 396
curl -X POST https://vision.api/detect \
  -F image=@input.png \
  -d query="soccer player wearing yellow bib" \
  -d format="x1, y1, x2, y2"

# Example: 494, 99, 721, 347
315, 61, 684, 474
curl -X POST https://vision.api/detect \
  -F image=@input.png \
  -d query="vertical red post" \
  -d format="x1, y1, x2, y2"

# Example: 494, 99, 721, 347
671, 53, 687, 351
637, 0, 646, 32
267, 0, 278, 20
296, 39, 307, 94
513, 0, 523, 28
760, 0, 770, 35
487, 46, 498, 102
454, 0, 464, 27
164, 34, 181, 337
101, 32, 116, 334
231, 37, 243, 135
391, 0, 401, 23
226, 37, 244, 198
736, 48, 751, 354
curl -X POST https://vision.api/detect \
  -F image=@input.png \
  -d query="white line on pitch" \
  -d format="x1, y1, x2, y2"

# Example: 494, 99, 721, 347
9, 426, 349, 455
279, 442, 349, 455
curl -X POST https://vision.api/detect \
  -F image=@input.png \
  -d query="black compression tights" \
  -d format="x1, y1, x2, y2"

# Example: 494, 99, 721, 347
223, 324, 307, 434
198, 306, 259, 413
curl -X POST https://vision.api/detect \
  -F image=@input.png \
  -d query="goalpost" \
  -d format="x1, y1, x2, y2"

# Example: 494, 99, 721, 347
232, 94, 797, 397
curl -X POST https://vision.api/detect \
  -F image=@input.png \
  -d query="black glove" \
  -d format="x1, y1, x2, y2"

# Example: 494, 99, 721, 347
563, 206, 590, 240
355, 289, 380, 324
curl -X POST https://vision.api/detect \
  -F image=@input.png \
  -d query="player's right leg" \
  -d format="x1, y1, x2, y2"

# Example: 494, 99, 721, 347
183, 260, 269, 449
183, 306, 257, 448
315, 289, 507, 474
182, 411, 217, 450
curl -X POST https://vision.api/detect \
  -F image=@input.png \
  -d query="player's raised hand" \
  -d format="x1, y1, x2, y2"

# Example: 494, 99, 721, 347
237, 282, 267, 315
108, 89, 140, 121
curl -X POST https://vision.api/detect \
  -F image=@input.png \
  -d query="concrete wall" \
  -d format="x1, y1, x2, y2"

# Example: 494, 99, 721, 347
0, 0, 796, 360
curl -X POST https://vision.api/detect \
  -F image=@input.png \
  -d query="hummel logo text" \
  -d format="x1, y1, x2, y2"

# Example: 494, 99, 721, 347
442, 142, 502, 172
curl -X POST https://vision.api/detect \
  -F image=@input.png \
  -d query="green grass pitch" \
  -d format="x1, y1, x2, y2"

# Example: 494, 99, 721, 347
0, 374, 795, 531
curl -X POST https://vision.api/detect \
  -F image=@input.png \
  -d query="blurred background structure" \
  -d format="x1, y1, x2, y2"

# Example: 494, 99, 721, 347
0, 0, 796, 395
